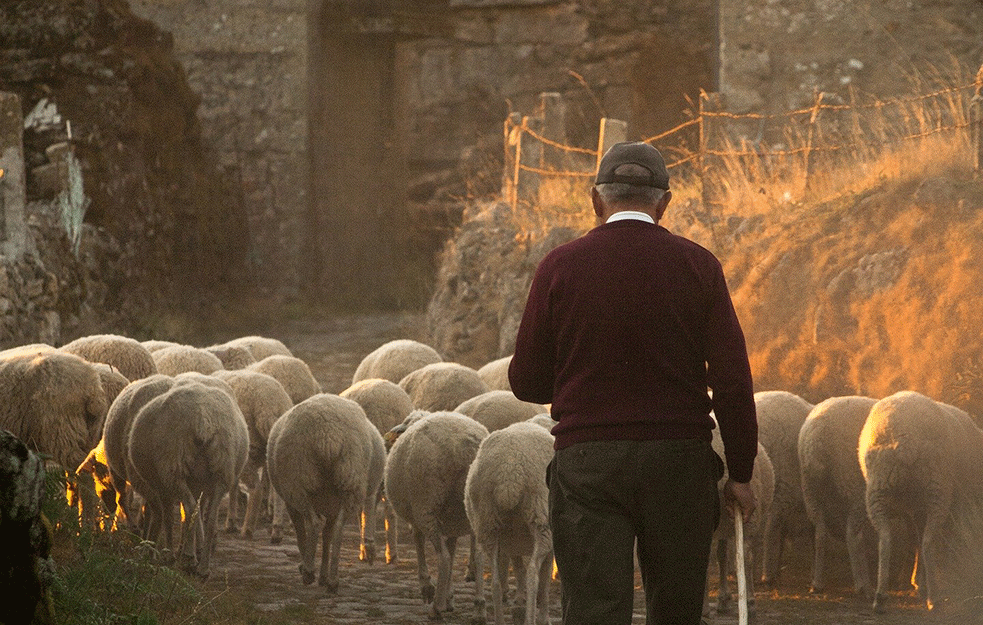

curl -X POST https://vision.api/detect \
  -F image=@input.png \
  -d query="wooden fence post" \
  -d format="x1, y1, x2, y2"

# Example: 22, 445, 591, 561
516, 114, 543, 208
972, 65, 982, 179
596, 117, 628, 171
538, 92, 569, 208
802, 90, 827, 197
503, 112, 522, 210
698, 91, 725, 211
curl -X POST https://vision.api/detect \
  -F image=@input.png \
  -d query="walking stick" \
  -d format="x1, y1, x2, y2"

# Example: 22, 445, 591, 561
734, 509, 748, 625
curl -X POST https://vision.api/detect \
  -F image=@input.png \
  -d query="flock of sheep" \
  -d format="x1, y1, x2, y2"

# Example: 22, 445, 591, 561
1, 332, 981, 623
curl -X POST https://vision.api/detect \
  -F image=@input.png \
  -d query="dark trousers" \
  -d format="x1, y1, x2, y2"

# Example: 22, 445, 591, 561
549, 438, 721, 625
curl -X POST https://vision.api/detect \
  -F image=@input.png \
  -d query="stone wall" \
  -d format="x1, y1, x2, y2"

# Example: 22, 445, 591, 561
721, 0, 982, 117
129, 0, 309, 297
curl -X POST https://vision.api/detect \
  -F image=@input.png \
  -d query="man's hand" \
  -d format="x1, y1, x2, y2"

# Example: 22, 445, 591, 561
723, 478, 756, 522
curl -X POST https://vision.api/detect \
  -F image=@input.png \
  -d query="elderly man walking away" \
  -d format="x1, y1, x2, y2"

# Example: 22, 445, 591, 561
508, 141, 759, 625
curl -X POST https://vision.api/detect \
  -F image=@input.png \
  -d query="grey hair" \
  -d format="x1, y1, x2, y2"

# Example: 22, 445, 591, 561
594, 163, 667, 207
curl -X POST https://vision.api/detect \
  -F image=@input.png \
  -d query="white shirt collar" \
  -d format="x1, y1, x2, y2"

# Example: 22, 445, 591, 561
606, 210, 655, 224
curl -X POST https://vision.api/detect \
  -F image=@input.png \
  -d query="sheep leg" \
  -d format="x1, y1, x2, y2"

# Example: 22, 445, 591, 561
384, 496, 398, 564
360, 485, 381, 565
526, 529, 552, 625
512, 555, 527, 606
465, 534, 477, 582
413, 526, 436, 604
471, 540, 486, 625
319, 509, 345, 593
224, 482, 240, 534
270, 491, 288, 544
761, 507, 784, 587
195, 486, 223, 579
845, 509, 875, 599
175, 487, 201, 574
533, 545, 553, 625
809, 515, 829, 594
288, 507, 316, 585
490, 544, 504, 625
241, 474, 263, 540
873, 524, 893, 613
429, 533, 457, 618
715, 536, 732, 614
920, 527, 941, 611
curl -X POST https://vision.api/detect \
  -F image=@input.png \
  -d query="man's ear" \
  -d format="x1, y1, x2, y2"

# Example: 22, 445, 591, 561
591, 187, 604, 219
656, 190, 672, 221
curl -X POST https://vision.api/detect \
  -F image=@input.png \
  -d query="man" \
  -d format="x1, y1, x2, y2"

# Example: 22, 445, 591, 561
508, 141, 758, 625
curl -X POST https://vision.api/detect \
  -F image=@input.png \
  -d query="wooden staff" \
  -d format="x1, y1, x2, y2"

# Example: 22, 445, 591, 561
735, 510, 748, 625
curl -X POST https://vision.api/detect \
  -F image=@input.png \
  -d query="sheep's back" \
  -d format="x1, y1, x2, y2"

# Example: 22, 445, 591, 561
103, 374, 176, 488
399, 362, 489, 412
340, 378, 414, 437
152, 345, 225, 376
455, 390, 545, 432
223, 336, 293, 362
353, 339, 442, 385
213, 370, 293, 450
247, 355, 321, 405
60, 334, 157, 381
477, 355, 512, 392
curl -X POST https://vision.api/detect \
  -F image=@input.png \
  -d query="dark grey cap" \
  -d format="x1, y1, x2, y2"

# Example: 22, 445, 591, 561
595, 141, 670, 189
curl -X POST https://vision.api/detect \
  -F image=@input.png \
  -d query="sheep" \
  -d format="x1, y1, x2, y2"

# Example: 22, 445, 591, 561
353, 338, 442, 385
385, 410, 489, 620
858, 390, 983, 613
707, 424, 775, 618
465, 420, 554, 625
60, 333, 157, 381
455, 390, 546, 433
204, 344, 257, 370
247, 354, 321, 405
151, 345, 225, 376
212, 369, 293, 540
399, 362, 489, 412
127, 381, 249, 578
753, 389, 815, 587
339, 378, 415, 563
526, 413, 558, 432
0, 349, 108, 471
93, 363, 130, 406
477, 355, 513, 392
266, 393, 386, 591
222, 335, 293, 361
141, 340, 181, 353
797, 395, 879, 598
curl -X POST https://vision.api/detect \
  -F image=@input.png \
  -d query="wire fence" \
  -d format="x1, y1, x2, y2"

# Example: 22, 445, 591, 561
502, 68, 983, 214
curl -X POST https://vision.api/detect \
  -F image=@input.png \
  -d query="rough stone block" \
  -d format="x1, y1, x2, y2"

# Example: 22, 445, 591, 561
0, 92, 27, 260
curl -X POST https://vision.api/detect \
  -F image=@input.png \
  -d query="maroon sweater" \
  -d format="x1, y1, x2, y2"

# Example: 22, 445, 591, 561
508, 219, 758, 483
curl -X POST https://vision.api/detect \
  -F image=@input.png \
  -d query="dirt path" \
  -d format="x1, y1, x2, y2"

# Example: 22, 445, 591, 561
199, 311, 951, 625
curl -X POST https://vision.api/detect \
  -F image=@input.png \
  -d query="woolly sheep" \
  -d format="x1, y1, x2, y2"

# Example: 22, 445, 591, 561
340, 378, 415, 564
222, 335, 293, 361
477, 355, 513, 392
0, 349, 108, 470
128, 381, 249, 578
60, 334, 157, 381
353, 339, 442, 385
753, 390, 815, 587
212, 369, 293, 540
385, 410, 489, 619
797, 395, 879, 598
93, 363, 129, 406
152, 345, 225, 376
141, 340, 181, 353
707, 424, 775, 618
858, 390, 983, 612
465, 421, 554, 625
526, 413, 558, 432
204, 344, 257, 370
247, 354, 321, 405
399, 362, 489, 412
266, 394, 386, 591
455, 390, 546, 433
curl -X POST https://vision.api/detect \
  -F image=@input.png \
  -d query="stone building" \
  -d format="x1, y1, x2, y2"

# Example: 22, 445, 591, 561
127, 0, 981, 305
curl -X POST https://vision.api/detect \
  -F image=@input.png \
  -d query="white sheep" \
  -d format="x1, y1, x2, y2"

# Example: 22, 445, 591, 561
212, 369, 293, 540
477, 355, 513, 392
859, 390, 983, 613
151, 345, 225, 376
399, 362, 489, 412
127, 381, 249, 578
708, 424, 775, 618
141, 340, 181, 353
465, 420, 554, 625
753, 389, 815, 587
526, 413, 557, 432
204, 343, 257, 370
246, 354, 321, 405
0, 349, 108, 471
797, 395, 878, 598
455, 390, 546, 433
60, 333, 158, 381
339, 378, 415, 564
266, 393, 386, 591
384, 410, 489, 620
353, 338, 442, 385
222, 335, 293, 361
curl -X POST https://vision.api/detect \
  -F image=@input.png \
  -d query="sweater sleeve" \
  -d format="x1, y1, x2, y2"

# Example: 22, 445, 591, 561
508, 260, 557, 405
705, 266, 758, 483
